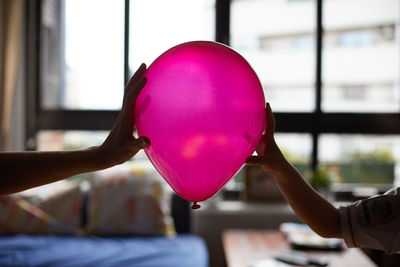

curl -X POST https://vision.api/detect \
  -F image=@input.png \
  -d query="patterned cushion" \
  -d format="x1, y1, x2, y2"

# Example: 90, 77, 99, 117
37, 181, 84, 229
0, 195, 80, 235
0, 180, 84, 235
86, 165, 176, 236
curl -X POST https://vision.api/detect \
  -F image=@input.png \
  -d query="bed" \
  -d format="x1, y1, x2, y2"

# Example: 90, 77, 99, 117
0, 168, 209, 267
0, 233, 207, 267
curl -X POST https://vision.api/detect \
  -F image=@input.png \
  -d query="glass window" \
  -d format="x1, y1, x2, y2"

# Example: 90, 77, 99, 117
37, 130, 108, 151
31, 1, 400, 201
227, 133, 312, 194
41, 0, 125, 110
231, 0, 316, 112
319, 134, 400, 193
275, 133, 312, 175
322, 0, 400, 112
37, 130, 153, 168
129, 0, 215, 72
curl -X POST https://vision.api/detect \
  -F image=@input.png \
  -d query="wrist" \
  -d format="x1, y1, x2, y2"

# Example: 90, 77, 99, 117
86, 146, 113, 171
265, 154, 291, 175
262, 142, 289, 174
269, 158, 302, 184
263, 144, 295, 176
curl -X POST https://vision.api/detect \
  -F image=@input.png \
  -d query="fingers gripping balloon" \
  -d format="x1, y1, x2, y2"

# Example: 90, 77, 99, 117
134, 41, 265, 208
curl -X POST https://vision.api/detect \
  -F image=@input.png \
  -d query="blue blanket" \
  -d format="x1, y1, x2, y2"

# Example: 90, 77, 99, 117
0, 234, 208, 267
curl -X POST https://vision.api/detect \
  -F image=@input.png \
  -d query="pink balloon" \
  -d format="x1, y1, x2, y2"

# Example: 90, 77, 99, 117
134, 41, 265, 204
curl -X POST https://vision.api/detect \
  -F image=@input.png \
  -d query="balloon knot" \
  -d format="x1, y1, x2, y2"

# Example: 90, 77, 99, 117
191, 202, 201, 209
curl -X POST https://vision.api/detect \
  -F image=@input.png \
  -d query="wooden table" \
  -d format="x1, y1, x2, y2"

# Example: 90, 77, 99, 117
222, 229, 377, 267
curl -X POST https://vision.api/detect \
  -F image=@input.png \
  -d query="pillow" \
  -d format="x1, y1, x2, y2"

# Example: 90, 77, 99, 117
0, 196, 80, 235
37, 181, 84, 229
86, 165, 176, 237
0, 180, 84, 235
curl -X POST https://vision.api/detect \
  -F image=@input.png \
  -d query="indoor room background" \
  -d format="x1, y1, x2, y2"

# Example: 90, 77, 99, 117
1, 0, 400, 267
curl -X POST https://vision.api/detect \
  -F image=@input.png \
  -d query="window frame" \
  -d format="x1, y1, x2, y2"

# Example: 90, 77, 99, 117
26, 0, 400, 172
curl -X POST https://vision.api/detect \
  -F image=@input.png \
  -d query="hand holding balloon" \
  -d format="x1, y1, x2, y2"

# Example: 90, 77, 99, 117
245, 103, 286, 175
134, 41, 266, 206
99, 63, 150, 168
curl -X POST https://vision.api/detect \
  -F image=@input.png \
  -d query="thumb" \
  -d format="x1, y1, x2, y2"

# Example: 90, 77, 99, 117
246, 156, 265, 165
136, 136, 151, 149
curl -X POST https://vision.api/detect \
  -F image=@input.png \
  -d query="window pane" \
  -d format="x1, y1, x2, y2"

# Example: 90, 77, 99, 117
41, 0, 125, 110
231, 0, 316, 112
37, 130, 153, 168
322, 0, 400, 112
319, 134, 400, 192
275, 133, 312, 175
227, 133, 312, 194
129, 0, 215, 72
37, 131, 108, 151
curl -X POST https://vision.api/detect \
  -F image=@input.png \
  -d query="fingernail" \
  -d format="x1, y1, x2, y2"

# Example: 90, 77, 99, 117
139, 77, 147, 87
138, 136, 151, 148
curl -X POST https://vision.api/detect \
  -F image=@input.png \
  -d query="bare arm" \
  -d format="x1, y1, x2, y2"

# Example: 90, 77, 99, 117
0, 64, 150, 195
246, 103, 342, 238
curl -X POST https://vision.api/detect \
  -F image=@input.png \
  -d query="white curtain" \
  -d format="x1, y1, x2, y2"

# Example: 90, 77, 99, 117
0, 0, 24, 150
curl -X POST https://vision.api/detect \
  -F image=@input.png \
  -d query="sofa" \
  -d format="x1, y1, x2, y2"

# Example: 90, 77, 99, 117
0, 165, 209, 267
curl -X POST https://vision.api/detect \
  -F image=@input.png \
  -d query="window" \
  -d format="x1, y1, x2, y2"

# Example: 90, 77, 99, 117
27, 0, 215, 149
322, 0, 400, 112
231, 0, 316, 112
41, 0, 125, 110
276, 133, 313, 175
37, 130, 108, 151
319, 134, 400, 187
129, 0, 215, 72
27, 0, 400, 200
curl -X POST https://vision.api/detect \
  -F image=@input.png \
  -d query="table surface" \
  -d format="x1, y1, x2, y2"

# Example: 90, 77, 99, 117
222, 229, 377, 267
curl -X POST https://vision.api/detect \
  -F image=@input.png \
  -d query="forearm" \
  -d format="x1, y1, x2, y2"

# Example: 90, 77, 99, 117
0, 147, 109, 195
270, 154, 342, 238
249, 103, 342, 238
